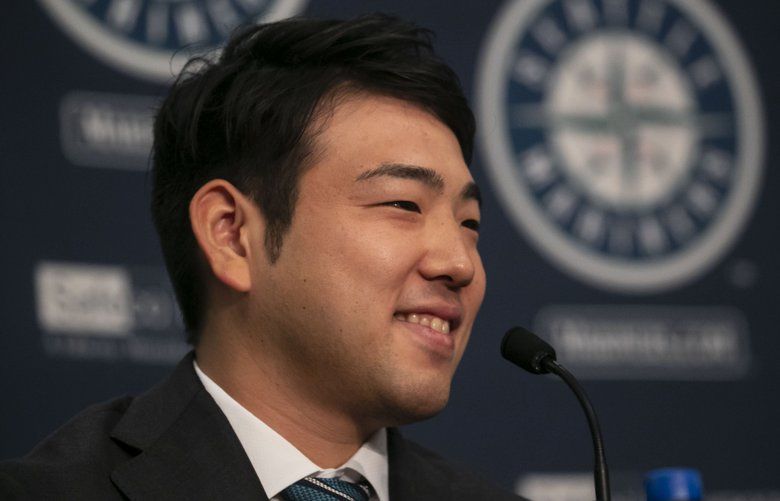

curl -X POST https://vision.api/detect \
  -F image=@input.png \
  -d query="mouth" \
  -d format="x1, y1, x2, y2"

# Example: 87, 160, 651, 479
393, 312, 452, 334
393, 308, 463, 358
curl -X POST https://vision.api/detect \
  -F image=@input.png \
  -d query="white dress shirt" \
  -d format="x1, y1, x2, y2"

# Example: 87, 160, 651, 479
193, 361, 389, 501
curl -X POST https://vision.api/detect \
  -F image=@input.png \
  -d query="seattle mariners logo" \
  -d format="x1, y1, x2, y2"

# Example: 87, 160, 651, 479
39, 0, 308, 82
477, 0, 764, 292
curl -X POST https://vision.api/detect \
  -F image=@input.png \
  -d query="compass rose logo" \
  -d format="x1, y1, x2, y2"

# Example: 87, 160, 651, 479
477, 0, 764, 293
39, 0, 308, 82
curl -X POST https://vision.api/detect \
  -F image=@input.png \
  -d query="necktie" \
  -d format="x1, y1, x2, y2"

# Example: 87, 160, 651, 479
280, 476, 371, 501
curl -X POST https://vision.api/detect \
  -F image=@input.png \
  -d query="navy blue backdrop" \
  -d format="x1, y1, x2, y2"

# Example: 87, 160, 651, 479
2, 1, 778, 499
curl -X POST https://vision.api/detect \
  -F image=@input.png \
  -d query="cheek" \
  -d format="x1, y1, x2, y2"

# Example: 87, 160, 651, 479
472, 258, 487, 305
277, 220, 419, 337
328, 223, 418, 293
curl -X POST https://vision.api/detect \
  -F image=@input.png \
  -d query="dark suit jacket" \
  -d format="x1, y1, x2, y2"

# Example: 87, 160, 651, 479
0, 353, 524, 500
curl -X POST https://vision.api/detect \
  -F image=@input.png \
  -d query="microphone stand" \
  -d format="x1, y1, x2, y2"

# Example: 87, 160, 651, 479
542, 358, 610, 501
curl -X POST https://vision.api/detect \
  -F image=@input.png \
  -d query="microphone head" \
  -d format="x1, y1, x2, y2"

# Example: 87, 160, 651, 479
501, 326, 557, 374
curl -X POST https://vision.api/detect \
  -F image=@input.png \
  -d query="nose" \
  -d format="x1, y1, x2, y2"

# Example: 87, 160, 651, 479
418, 217, 478, 289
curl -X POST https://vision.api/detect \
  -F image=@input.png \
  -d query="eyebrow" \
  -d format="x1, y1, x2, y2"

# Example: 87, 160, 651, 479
355, 163, 482, 206
356, 163, 444, 190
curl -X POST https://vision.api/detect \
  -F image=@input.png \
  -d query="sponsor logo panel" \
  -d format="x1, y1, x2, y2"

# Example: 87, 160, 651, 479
60, 91, 157, 170
534, 305, 750, 380
36, 262, 134, 336
34, 261, 188, 364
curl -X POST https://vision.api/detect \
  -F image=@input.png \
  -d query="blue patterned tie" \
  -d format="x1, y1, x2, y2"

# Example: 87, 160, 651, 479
280, 476, 371, 501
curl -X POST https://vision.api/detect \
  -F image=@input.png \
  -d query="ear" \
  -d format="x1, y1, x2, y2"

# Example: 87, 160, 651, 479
189, 179, 261, 293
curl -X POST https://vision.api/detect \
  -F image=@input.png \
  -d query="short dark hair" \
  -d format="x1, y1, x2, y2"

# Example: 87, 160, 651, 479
151, 13, 476, 344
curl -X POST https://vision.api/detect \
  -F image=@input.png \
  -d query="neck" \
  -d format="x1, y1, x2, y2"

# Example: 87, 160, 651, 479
195, 329, 377, 468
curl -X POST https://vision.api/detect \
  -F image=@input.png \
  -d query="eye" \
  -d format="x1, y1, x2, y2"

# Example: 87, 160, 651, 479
462, 219, 481, 232
384, 201, 421, 213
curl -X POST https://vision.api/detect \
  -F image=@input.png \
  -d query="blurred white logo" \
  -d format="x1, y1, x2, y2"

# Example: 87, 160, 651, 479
515, 472, 593, 501
34, 261, 187, 363
35, 262, 134, 336
60, 91, 156, 170
477, 0, 764, 292
38, 0, 309, 82
535, 305, 750, 380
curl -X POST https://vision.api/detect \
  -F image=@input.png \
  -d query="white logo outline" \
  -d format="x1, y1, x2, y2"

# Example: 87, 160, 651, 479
38, 0, 308, 82
476, 0, 764, 293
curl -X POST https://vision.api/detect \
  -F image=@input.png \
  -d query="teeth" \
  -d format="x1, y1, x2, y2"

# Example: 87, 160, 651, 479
395, 313, 451, 334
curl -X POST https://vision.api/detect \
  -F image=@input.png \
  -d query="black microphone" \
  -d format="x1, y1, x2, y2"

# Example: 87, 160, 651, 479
501, 327, 611, 501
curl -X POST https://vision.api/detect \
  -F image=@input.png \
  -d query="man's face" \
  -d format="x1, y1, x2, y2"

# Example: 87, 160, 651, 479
250, 93, 485, 429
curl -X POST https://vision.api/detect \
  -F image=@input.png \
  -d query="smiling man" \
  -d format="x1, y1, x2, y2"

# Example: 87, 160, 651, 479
0, 14, 522, 501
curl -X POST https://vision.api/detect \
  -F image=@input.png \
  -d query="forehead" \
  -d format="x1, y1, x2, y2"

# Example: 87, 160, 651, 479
306, 93, 473, 188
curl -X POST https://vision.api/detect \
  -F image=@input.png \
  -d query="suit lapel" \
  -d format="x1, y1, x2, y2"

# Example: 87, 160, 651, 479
108, 353, 267, 500
387, 428, 452, 501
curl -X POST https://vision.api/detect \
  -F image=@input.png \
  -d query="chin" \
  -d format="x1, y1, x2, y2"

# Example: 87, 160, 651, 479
381, 378, 452, 426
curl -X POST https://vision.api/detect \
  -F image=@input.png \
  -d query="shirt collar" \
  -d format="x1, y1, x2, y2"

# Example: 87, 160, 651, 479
193, 360, 389, 501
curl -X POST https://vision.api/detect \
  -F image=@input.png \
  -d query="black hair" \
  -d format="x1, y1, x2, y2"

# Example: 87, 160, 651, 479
151, 13, 476, 344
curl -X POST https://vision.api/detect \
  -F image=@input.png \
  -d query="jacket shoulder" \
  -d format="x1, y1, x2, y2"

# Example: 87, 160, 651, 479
0, 395, 136, 500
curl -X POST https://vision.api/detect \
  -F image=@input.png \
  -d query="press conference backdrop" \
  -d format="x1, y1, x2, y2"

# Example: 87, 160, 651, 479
1, 1, 777, 499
